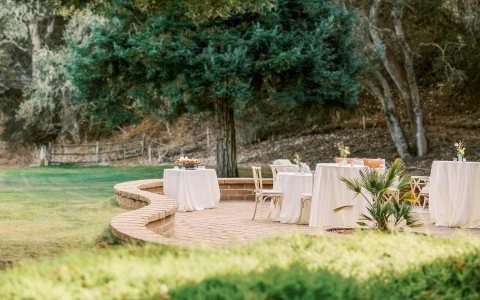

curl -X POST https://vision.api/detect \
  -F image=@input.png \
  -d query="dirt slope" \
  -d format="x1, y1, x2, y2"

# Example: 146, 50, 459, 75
1, 88, 479, 175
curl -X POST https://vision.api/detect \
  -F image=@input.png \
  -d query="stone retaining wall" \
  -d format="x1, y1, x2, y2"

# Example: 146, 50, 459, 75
111, 177, 271, 244
141, 178, 272, 201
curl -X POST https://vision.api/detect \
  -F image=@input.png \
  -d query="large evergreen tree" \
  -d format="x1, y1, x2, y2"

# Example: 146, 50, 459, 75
67, 0, 363, 177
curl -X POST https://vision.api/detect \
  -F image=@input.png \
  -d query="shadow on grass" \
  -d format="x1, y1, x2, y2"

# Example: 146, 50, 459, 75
96, 227, 125, 248
170, 253, 480, 300
110, 196, 119, 207
171, 263, 357, 300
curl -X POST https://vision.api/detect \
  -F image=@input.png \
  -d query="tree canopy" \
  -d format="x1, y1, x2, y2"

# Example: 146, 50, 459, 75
67, 0, 363, 176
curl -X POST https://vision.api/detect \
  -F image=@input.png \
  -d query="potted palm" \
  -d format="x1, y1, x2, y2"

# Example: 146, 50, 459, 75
334, 158, 423, 231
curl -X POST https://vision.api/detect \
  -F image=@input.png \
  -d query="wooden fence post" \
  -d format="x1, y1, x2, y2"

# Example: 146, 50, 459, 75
39, 145, 46, 167
47, 142, 52, 166
148, 146, 152, 163
141, 133, 145, 155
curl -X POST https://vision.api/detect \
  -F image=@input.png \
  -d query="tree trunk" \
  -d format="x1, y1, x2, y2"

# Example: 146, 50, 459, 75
364, 72, 412, 160
27, 17, 42, 80
215, 97, 238, 178
367, 0, 428, 157
392, 5, 428, 156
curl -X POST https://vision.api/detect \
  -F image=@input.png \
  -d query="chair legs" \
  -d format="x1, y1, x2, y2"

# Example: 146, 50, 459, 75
298, 196, 311, 225
259, 195, 265, 222
422, 195, 429, 209
267, 196, 282, 219
252, 194, 282, 222
251, 194, 260, 220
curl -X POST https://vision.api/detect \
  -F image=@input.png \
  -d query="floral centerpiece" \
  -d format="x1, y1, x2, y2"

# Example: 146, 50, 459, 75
336, 142, 350, 165
174, 156, 201, 169
454, 141, 466, 161
293, 153, 302, 173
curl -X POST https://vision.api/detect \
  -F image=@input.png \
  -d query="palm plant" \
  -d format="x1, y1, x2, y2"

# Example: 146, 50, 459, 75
334, 158, 423, 231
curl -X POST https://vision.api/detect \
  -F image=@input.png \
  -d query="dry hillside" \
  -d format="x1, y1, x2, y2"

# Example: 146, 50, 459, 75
1, 87, 479, 176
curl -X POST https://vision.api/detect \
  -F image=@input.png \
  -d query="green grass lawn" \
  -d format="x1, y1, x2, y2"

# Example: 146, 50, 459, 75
1, 232, 480, 299
2, 165, 480, 299
0, 165, 168, 267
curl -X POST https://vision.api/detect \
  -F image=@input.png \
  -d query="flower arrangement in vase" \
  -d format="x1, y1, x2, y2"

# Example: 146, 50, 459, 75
336, 142, 350, 165
454, 141, 466, 161
293, 153, 302, 173
175, 156, 201, 169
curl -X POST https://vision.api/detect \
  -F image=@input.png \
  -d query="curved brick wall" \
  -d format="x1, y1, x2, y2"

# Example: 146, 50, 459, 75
111, 179, 178, 244
111, 177, 272, 244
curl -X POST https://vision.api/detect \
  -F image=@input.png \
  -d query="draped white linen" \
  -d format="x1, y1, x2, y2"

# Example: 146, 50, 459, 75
309, 163, 368, 228
271, 172, 313, 224
429, 161, 480, 228
163, 169, 220, 212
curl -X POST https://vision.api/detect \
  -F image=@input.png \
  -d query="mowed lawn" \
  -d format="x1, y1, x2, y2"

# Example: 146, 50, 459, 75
0, 165, 168, 267
2, 166, 480, 298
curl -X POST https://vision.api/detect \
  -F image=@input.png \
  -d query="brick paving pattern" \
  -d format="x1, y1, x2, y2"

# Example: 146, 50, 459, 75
112, 179, 480, 246
165, 201, 480, 246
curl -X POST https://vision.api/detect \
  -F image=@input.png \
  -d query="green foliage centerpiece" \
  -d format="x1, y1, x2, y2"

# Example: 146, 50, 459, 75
334, 158, 422, 231
454, 140, 466, 161
293, 153, 302, 173
336, 142, 350, 165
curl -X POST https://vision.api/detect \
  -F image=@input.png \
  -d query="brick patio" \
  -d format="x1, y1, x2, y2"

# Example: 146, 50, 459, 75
112, 179, 480, 247
159, 201, 480, 246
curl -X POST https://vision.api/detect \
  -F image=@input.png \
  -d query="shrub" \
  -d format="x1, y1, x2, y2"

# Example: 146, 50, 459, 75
335, 158, 422, 231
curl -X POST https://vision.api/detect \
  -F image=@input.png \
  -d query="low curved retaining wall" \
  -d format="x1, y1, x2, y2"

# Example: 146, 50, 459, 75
111, 177, 272, 244
111, 179, 178, 244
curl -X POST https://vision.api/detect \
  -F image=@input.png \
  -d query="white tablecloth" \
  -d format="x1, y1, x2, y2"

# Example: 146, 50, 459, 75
309, 163, 368, 228
163, 169, 220, 212
271, 172, 313, 224
429, 161, 480, 228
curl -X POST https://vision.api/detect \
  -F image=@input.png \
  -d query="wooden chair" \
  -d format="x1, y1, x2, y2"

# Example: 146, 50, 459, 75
383, 188, 399, 202
298, 193, 312, 224
252, 166, 283, 222
420, 183, 430, 209
410, 176, 430, 206
270, 164, 298, 185
272, 159, 294, 165
335, 157, 355, 164
270, 164, 279, 185
300, 163, 311, 173
363, 158, 383, 169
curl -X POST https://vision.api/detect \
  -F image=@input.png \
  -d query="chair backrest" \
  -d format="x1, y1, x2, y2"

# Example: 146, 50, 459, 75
363, 158, 383, 168
335, 157, 355, 164
272, 159, 294, 165
301, 163, 311, 173
270, 164, 297, 185
252, 166, 263, 191
270, 165, 278, 184
351, 158, 364, 166
274, 165, 298, 173
410, 175, 430, 192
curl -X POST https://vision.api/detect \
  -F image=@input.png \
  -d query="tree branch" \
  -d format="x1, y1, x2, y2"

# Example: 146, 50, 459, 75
0, 39, 29, 52
43, 14, 55, 42
418, 42, 467, 82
